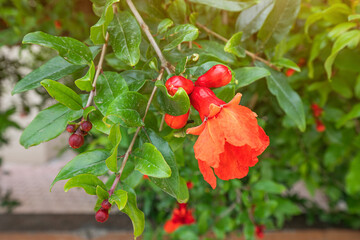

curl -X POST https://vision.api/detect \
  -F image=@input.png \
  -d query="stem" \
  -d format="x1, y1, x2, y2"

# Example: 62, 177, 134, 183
109, 69, 164, 195
85, 32, 110, 108
196, 22, 280, 71
126, 0, 173, 74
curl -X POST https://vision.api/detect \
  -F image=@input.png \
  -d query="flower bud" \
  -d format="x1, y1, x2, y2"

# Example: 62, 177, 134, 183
165, 76, 194, 96
95, 207, 109, 223
190, 87, 225, 120
68, 133, 84, 149
165, 111, 190, 129
195, 64, 232, 88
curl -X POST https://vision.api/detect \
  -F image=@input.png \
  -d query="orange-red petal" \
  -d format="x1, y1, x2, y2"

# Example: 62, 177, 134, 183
186, 121, 207, 135
164, 220, 182, 233
198, 160, 217, 189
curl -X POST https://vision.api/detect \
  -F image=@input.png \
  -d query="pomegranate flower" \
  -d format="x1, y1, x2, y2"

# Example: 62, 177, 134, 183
187, 87, 269, 189
255, 225, 265, 239
164, 203, 195, 233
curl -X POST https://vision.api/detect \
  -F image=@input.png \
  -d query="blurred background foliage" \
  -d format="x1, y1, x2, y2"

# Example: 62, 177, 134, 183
1, 0, 360, 239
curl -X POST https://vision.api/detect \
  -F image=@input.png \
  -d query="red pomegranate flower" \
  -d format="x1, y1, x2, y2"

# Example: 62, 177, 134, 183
187, 87, 269, 189
311, 103, 323, 118
316, 119, 326, 132
164, 203, 195, 233
255, 225, 265, 239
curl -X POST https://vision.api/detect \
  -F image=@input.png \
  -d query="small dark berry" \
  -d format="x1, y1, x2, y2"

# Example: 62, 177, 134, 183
101, 199, 112, 210
66, 124, 76, 133
95, 208, 109, 223
68, 134, 84, 149
80, 121, 92, 132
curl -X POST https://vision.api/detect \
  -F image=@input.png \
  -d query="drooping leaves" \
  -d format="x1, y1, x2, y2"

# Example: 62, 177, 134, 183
109, 189, 128, 210
75, 61, 95, 92
64, 174, 107, 195
106, 124, 122, 172
122, 191, 145, 238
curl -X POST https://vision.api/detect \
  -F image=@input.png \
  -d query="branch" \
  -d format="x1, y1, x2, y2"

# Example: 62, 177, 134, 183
196, 22, 280, 71
109, 69, 165, 195
126, 0, 173, 75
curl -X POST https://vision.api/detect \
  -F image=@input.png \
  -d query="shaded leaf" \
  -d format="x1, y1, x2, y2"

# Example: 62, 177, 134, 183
157, 18, 174, 34
253, 180, 286, 194
64, 174, 106, 195
106, 124, 122, 172
224, 32, 245, 58
75, 61, 95, 92
234, 67, 270, 88
109, 189, 128, 210
189, 0, 257, 12
122, 191, 145, 238
164, 24, 199, 51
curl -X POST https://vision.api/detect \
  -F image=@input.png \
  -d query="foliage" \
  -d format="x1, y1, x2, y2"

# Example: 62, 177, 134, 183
5, 0, 360, 239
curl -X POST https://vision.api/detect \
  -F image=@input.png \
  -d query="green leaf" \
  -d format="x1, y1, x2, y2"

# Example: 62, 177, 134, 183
258, 0, 301, 48
106, 92, 147, 127
41, 79, 83, 110
122, 191, 145, 238
106, 124, 122, 172
164, 24, 199, 51
308, 33, 328, 78
90, 0, 120, 44
157, 18, 174, 34
235, 0, 275, 40
233, 67, 270, 88
108, 11, 141, 66
224, 32, 245, 58
355, 74, 360, 99
83, 106, 96, 120
51, 149, 110, 189
155, 80, 190, 116
255, 62, 306, 131
328, 22, 357, 40
75, 61, 95, 92
96, 185, 110, 200
89, 110, 112, 134
20, 104, 82, 149
146, 129, 189, 203
252, 180, 286, 194
349, 14, 360, 21
109, 189, 128, 211
189, 0, 257, 12
336, 103, 360, 128
120, 70, 149, 91
273, 58, 300, 71
346, 153, 360, 195
64, 174, 107, 195
325, 30, 360, 79
132, 143, 171, 178
94, 71, 128, 115
168, 0, 186, 24
23, 31, 92, 65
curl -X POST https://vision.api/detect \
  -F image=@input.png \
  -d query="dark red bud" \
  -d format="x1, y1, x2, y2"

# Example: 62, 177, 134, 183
195, 64, 232, 88
66, 124, 76, 133
101, 199, 112, 210
316, 119, 326, 132
68, 133, 84, 149
165, 111, 190, 129
95, 208, 109, 223
165, 76, 194, 96
285, 68, 295, 77
190, 87, 225, 120
80, 121, 92, 132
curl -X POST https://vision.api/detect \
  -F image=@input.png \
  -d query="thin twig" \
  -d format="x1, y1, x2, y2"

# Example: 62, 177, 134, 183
126, 0, 173, 74
109, 69, 164, 195
196, 22, 280, 71
159, 114, 165, 132
85, 32, 110, 108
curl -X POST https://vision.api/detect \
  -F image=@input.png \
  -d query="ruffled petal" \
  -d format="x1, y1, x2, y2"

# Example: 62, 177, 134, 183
214, 142, 251, 181
193, 119, 224, 167
208, 103, 222, 118
164, 220, 182, 233
225, 93, 242, 108
198, 160, 217, 189
186, 121, 207, 135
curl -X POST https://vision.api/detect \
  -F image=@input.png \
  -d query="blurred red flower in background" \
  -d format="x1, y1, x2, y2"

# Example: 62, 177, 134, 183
255, 225, 265, 239
164, 203, 195, 233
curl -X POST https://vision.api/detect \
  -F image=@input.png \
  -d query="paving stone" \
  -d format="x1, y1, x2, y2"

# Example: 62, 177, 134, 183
0, 233, 85, 240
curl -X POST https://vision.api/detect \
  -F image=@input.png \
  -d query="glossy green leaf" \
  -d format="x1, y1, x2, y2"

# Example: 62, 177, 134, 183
146, 129, 189, 203
258, 0, 301, 48
94, 71, 128, 115
325, 30, 360, 79
255, 62, 306, 131
108, 11, 141, 66
157, 18, 174, 34
234, 67, 270, 88
20, 104, 82, 149
75, 61, 95, 92
96, 185, 110, 200
132, 143, 171, 178
195, 40, 236, 65
164, 24, 199, 51
109, 189, 128, 210
308, 33, 327, 78
253, 180, 286, 194
64, 174, 107, 195
83, 106, 96, 120
213, 84, 235, 102
106, 124, 122, 172
168, 0, 186, 24
235, 0, 274, 40
89, 110, 112, 134
90, 0, 120, 44
41, 79, 83, 110
224, 32, 245, 58
23, 31, 92, 65
273, 58, 300, 71
155, 80, 190, 116
51, 149, 110, 189
346, 153, 360, 195
122, 191, 145, 238
189, 0, 257, 12
336, 103, 360, 128
106, 92, 147, 127
120, 70, 149, 91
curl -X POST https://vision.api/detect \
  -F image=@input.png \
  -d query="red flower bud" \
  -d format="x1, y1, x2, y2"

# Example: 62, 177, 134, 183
186, 181, 193, 189
255, 225, 265, 239
95, 208, 109, 223
285, 68, 295, 77
101, 199, 112, 210
195, 64, 232, 88
165, 111, 190, 129
316, 119, 326, 132
80, 121, 92, 132
68, 133, 84, 149
190, 87, 225, 120
66, 124, 76, 133
311, 104, 323, 118
165, 76, 194, 96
